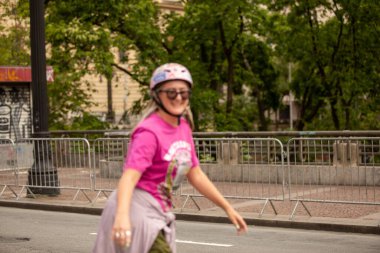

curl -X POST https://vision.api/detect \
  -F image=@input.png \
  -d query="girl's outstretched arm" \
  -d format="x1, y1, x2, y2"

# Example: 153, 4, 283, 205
187, 166, 248, 234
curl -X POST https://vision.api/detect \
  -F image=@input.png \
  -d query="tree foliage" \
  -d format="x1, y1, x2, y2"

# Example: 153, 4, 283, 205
1, 0, 379, 131
41, 0, 281, 131
269, 0, 380, 130
0, 0, 29, 66
164, 0, 280, 130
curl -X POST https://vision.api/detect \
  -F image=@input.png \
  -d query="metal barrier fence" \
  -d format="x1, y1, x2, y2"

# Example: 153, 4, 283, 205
0, 138, 92, 201
1, 136, 379, 218
0, 138, 17, 197
287, 137, 380, 219
92, 138, 129, 202
180, 138, 285, 215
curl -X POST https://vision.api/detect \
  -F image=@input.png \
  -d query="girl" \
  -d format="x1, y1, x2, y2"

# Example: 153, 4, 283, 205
93, 63, 247, 253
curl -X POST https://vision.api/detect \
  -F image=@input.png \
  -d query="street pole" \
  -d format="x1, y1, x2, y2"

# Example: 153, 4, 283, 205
28, 0, 60, 195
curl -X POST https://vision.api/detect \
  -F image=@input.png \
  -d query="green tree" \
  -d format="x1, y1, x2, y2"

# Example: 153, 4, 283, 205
9, 0, 106, 130
238, 38, 280, 130
0, 0, 30, 66
8, 0, 377, 132
165, 0, 280, 130
33, 0, 282, 131
269, 0, 380, 130
42, 0, 165, 128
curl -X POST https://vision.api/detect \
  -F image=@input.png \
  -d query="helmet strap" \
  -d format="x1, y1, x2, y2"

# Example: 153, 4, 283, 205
153, 92, 184, 126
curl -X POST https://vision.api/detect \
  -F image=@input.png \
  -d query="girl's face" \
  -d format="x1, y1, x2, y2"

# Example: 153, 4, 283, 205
156, 80, 191, 116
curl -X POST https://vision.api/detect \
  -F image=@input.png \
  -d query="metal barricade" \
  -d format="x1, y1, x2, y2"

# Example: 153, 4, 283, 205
0, 138, 18, 198
14, 138, 92, 201
287, 137, 380, 219
180, 138, 285, 216
92, 138, 129, 202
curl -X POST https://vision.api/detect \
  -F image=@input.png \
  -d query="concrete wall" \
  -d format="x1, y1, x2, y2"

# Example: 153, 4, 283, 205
200, 163, 380, 186
288, 165, 380, 186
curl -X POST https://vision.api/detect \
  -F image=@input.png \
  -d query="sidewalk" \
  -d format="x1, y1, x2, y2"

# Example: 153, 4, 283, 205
0, 189, 379, 235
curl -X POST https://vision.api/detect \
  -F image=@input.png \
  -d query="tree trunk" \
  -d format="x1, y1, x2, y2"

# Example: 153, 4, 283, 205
344, 107, 350, 129
226, 53, 234, 114
256, 90, 268, 131
329, 96, 340, 129
106, 77, 115, 123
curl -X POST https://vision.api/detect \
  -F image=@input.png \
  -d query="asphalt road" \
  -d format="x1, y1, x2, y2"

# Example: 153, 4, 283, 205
0, 206, 379, 253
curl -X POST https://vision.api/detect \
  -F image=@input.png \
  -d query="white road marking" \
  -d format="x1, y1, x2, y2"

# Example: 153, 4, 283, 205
89, 233, 233, 247
176, 239, 233, 247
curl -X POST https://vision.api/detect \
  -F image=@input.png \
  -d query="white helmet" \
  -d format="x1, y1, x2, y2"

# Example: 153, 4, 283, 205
150, 63, 193, 90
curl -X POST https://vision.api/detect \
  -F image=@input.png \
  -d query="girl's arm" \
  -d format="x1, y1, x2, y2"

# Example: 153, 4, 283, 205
187, 166, 248, 234
113, 169, 142, 247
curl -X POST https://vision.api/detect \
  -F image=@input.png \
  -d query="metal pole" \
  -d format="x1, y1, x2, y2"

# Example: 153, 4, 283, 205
28, 0, 60, 195
30, 0, 48, 134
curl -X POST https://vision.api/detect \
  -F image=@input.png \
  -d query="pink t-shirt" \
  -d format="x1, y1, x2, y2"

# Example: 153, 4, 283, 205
123, 113, 199, 212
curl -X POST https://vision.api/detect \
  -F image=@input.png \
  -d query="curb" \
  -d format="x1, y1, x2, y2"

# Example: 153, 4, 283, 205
1, 200, 379, 235
0, 200, 102, 216
175, 213, 380, 235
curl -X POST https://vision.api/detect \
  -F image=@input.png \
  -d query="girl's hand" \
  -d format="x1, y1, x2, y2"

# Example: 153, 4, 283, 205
226, 208, 248, 235
112, 213, 132, 248
112, 169, 142, 248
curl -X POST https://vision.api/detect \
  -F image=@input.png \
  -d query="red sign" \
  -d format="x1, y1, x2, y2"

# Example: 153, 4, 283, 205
0, 66, 54, 82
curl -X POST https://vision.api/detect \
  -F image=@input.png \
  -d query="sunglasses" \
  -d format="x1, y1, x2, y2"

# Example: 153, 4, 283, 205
157, 89, 192, 100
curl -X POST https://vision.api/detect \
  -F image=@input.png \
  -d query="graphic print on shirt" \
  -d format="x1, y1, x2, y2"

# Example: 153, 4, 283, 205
158, 140, 192, 210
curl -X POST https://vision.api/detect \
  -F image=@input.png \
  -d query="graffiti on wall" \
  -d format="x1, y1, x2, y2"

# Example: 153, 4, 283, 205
0, 86, 31, 140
